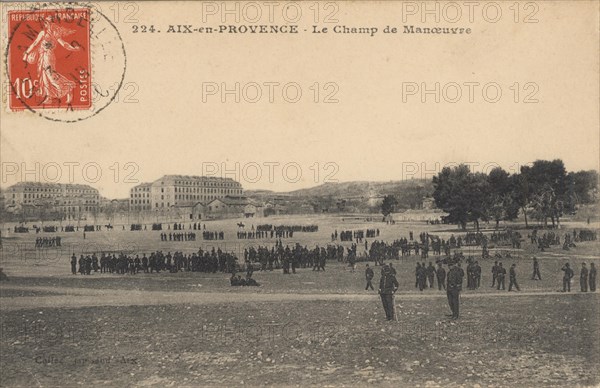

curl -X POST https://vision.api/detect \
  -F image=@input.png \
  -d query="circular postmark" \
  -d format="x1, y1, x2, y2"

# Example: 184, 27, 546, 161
4, 1, 126, 122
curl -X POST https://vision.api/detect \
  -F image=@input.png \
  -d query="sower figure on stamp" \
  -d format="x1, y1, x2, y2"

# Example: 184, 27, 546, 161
378, 264, 399, 321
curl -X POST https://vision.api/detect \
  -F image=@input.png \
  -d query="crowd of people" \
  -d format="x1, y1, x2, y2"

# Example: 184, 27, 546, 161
243, 240, 346, 273
237, 229, 294, 239
255, 224, 319, 232
70, 248, 239, 275
160, 232, 197, 241
35, 236, 62, 248
337, 229, 380, 242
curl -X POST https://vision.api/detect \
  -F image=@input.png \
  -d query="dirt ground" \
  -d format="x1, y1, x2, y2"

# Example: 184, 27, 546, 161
1, 217, 599, 387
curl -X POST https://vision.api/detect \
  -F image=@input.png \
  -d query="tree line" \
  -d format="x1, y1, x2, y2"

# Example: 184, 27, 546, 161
381, 159, 598, 230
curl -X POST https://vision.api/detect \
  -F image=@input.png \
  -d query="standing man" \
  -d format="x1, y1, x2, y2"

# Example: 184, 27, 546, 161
491, 261, 499, 288
378, 265, 399, 321
473, 261, 481, 289
436, 262, 446, 291
508, 264, 520, 291
365, 264, 374, 291
496, 263, 506, 290
589, 263, 596, 292
389, 262, 397, 276
427, 262, 436, 289
562, 263, 574, 292
531, 257, 542, 280
580, 263, 588, 292
446, 261, 464, 319
70, 254, 77, 275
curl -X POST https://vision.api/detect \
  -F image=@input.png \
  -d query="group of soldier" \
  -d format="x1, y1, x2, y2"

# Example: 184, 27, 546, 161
237, 229, 294, 239
377, 259, 465, 321
160, 232, 197, 241
35, 236, 62, 248
158, 231, 225, 241
255, 224, 319, 233
243, 241, 344, 273
70, 248, 239, 275
561, 262, 597, 292
337, 229, 379, 242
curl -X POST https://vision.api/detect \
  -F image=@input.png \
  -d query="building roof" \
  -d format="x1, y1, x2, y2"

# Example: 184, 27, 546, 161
8, 182, 98, 191
160, 175, 240, 183
208, 196, 259, 207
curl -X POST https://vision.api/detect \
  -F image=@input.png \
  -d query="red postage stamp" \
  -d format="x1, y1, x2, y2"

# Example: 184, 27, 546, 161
7, 8, 91, 110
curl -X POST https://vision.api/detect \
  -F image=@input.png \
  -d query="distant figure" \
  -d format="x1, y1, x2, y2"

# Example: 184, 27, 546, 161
491, 261, 499, 287
508, 264, 520, 291
496, 263, 506, 290
436, 263, 446, 291
580, 263, 588, 292
378, 265, 399, 321
531, 257, 541, 280
365, 264, 374, 291
446, 262, 464, 319
589, 263, 596, 292
562, 263, 574, 292
70, 254, 77, 275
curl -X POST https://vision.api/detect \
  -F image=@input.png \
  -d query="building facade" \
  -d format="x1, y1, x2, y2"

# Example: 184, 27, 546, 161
129, 182, 152, 211
129, 175, 243, 212
4, 182, 100, 220
206, 196, 262, 218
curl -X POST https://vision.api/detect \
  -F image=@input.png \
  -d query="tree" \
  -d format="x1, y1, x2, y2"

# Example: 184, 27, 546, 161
565, 170, 599, 209
520, 160, 567, 228
487, 167, 520, 228
380, 195, 398, 216
432, 165, 490, 230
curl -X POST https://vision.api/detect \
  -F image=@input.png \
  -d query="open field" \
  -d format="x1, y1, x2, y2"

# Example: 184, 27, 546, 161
1, 214, 599, 386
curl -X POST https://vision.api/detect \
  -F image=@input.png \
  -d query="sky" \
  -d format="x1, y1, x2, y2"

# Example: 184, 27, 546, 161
1, 1, 599, 199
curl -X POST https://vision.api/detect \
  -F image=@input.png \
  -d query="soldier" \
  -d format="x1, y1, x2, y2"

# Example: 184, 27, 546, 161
365, 264, 374, 291
230, 273, 239, 286
589, 263, 596, 292
389, 262, 396, 276
496, 263, 506, 290
580, 263, 588, 292
415, 263, 421, 289
78, 255, 85, 274
473, 261, 481, 289
491, 261, 499, 288
436, 263, 446, 290
531, 256, 542, 280
142, 254, 149, 273
378, 265, 399, 321
508, 264, 520, 291
70, 254, 77, 275
419, 262, 427, 290
427, 262, 436, 288
562, 263, 574, 292
85, 256, 92, 275
446, 261, 464, 319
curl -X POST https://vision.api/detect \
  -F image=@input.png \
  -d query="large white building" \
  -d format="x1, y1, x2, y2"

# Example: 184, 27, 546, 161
129, 175, 243, 212
4, 182, 100, 220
